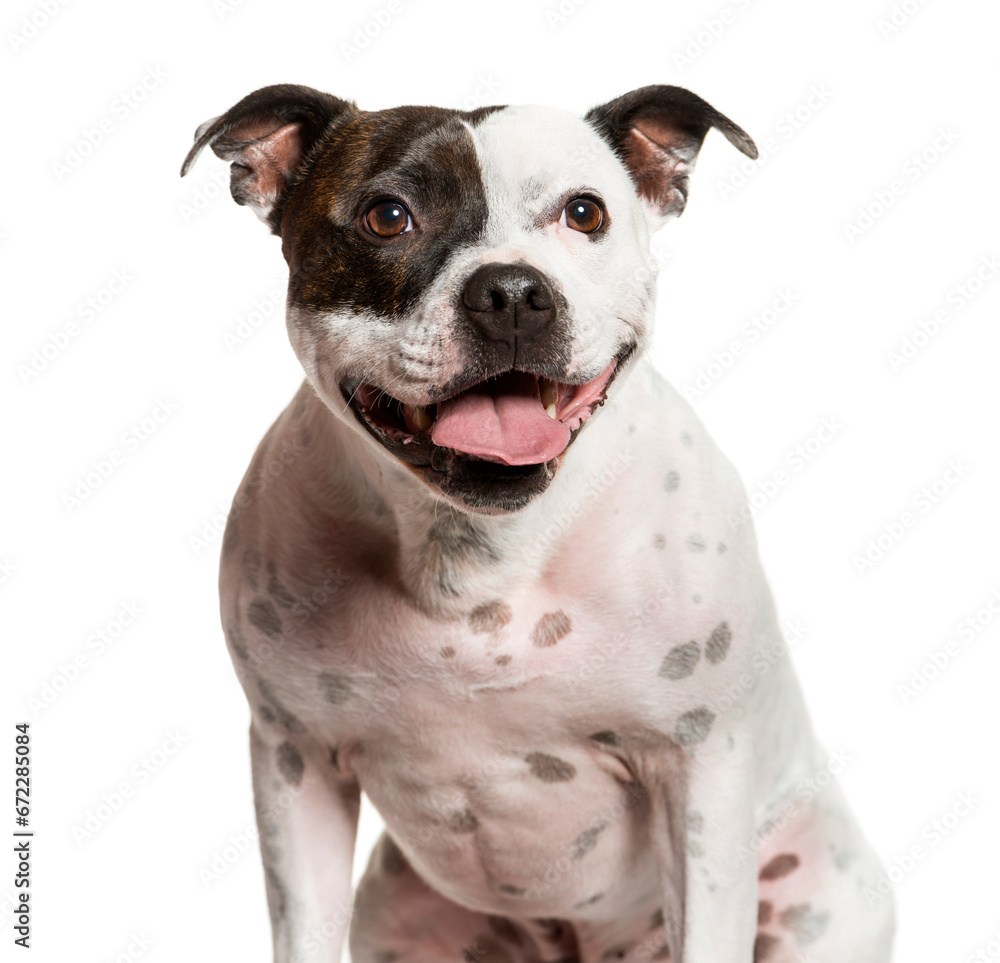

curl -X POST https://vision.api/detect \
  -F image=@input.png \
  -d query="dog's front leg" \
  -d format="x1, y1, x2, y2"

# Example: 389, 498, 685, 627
249, 723, 360, 963
642, 734, 758, 962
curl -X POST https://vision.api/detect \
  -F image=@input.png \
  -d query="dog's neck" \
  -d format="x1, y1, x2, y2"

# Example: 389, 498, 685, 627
296, 370, 645, 616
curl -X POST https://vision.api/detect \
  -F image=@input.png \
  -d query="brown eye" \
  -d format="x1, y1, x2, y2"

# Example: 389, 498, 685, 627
365, 200, 412, 237
564, 197, 603, 233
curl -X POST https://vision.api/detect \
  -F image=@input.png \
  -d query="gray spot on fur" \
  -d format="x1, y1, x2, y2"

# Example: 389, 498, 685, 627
248, 597, 281, 637
525, 752, 576, 782
779, 903, 830, 943
574, 892, 604, 909
257, 679, 306, 735
674, 707, 715, 746
264, 865, 288, 923
494, 654, 512, 666
686, 838, 704, 857
686, 533, 707, 552
225, 622, 249, 660
754, 934, 780, 961
717, 541, 727, 553
664, 471, 680, 492
449, 808, 478, 833
571, 822, 608, 859
531, 611, 572, 647
258, 704, 276, 724
244, 547, 261, 588
660, 641, 701, 680
681, 431, 693, 447
497, 884, 525, 897
705, 622, 732, 664
653, 533, 666, 550
759, 853, 800, 880
427, 516, 500, 597
688, 811, 704, 833
440, 646, 456, 658
318, 672, 353, 705
470, 599, 513, 633
590, 730, 621, 746
268, 573, 297, 609
276, 742, 304, 786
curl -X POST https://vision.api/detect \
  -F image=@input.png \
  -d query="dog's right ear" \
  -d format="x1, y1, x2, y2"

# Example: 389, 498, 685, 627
180, 84, 357, 235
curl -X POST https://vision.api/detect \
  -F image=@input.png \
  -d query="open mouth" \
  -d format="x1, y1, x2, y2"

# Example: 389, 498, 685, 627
347, 358, 622, 467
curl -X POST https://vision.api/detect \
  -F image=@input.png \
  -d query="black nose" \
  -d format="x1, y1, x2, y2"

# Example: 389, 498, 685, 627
461, 263, 557, 348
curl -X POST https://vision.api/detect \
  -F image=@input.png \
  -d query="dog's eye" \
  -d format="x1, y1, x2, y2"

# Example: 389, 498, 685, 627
563, 197, 603, 233
365, 200, 413, 237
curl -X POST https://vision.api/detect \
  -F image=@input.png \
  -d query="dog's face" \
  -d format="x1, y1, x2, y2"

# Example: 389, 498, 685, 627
182, 85, 755, 513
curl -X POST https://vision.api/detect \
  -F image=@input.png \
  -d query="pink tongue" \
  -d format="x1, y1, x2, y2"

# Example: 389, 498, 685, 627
431, 372, 570, 466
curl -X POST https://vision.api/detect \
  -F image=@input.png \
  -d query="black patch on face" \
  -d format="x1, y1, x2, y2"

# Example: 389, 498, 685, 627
248, 597, 281, 637
525, 752, 576, 782
276, 742, 305, 785
705, 621, 732, 663
660, 641, 700, 680
283, 106, 493, 321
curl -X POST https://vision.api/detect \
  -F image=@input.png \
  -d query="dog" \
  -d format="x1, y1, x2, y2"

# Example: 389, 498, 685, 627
181, 84, 895, 963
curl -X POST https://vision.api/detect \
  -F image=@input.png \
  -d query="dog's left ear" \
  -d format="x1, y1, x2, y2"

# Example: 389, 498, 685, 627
586, 85, 757, 220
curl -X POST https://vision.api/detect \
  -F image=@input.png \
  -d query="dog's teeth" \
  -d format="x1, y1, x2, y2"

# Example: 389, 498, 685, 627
546, 403, 558, 420
540, 379, 559, 409
409, 405, 432, 430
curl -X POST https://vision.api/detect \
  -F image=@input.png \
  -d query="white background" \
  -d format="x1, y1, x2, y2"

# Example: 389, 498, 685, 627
3, 0, 999, 960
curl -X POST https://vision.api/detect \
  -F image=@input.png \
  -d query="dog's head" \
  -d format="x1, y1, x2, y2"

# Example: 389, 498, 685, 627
182, 84, 756, 513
